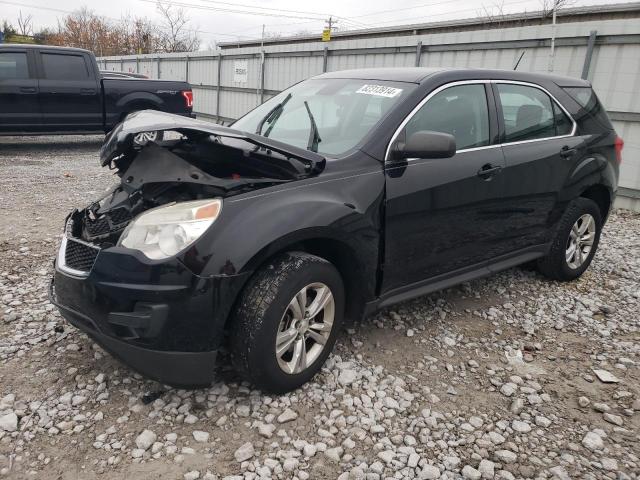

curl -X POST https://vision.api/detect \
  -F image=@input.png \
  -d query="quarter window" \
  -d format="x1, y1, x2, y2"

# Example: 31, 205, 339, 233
496, 84, 571, 142
405, 84, 490, 151
0, 52, 29, 80
41, 53, 89, 80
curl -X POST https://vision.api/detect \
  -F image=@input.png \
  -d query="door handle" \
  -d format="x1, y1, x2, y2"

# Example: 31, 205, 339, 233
81, 88, 97, 95
19, 86, 37, 94
560, 145, 577, 158
477, 163, 502, 179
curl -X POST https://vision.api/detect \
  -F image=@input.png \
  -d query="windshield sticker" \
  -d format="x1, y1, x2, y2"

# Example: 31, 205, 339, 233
356, 84, 403, 98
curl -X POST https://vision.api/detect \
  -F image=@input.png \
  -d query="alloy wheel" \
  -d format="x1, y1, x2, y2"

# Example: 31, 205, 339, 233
133, 131, 158, 145
275, 282, 335, 374
565, 213, 596, 269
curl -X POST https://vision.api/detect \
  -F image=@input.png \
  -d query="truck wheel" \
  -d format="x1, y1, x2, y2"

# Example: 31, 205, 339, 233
537, 197, 602, 281
230, 252, 344, 393
133, 130, 164, 146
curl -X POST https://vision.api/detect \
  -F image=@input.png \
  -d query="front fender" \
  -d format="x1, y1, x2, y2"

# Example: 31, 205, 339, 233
181, 170, 385, 279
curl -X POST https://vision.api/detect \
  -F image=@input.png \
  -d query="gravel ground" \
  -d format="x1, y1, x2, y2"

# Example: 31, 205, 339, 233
0, 136, 639, 480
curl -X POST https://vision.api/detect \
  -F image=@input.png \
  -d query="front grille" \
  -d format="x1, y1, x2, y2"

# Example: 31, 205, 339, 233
84, 207, 132, 238
64, 238, 100, 272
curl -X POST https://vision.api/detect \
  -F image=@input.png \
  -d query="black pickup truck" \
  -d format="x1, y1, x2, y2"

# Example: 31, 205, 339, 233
0, 44, 193, 141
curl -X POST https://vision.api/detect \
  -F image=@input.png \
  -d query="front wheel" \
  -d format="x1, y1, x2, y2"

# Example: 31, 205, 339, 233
537, 197, 602, 281
133, 130, 164, 146
230, 252, 344, 393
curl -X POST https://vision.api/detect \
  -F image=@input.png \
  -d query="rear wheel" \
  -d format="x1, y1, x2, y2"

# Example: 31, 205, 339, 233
230, 252, 344, 393
537, 197, 602, 281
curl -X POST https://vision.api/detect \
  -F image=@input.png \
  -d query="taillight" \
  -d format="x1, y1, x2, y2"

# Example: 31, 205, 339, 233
615, 136, 624, 164
181, 90, 193, 108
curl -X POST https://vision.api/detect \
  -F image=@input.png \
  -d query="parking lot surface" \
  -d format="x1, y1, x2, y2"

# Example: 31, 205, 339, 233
0, 136, 639, 480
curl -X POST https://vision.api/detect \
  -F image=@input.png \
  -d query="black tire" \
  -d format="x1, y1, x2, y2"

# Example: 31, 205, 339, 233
537, 197, 602, 281
230, 252, 345, 393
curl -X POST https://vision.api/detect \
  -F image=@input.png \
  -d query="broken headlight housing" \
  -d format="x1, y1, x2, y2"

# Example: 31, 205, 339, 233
118, 199, 222, 259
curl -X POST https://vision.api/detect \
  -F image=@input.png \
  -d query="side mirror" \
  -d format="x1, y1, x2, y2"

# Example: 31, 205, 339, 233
392, 130, 456, 160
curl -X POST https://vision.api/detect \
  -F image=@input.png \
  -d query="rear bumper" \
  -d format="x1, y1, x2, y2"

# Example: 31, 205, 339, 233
50, 245, 250, 388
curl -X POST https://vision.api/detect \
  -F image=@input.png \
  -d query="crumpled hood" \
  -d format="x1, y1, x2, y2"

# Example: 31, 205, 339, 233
100, 110, 326, 174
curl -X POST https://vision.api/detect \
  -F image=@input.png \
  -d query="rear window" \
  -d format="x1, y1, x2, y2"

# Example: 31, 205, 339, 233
563, 87, 613, 130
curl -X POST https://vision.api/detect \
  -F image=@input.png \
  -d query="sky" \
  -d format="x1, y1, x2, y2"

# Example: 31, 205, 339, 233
0, 0, 636, 48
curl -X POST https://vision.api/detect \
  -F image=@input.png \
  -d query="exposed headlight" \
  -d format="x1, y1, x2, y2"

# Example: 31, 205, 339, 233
118, 199, 222, 259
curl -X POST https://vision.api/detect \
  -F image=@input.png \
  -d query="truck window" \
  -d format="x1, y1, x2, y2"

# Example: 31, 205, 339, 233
41, 53, 90, 80
0, 52, 29, 80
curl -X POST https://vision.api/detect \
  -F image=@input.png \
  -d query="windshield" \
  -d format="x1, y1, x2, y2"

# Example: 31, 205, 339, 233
233, 78, 415, 157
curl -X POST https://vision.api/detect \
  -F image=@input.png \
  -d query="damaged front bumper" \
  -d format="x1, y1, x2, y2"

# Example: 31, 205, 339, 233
50, 226, 250, 388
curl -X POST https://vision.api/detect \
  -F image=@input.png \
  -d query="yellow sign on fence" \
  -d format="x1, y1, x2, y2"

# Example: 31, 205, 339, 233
322, 28, 331, 42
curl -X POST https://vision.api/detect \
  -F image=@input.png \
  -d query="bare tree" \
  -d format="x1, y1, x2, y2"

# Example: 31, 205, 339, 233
477, 0, 507, 25
16, 10, 33, 36
156, 1, 200, 53
540, 0, 576, 18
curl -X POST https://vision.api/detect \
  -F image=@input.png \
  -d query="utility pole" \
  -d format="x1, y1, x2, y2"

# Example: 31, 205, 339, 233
326, 16, 337, 32
548, 0, 557, 72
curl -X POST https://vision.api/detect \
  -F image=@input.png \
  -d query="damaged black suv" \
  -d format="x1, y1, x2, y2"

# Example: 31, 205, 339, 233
51, 68, 621, 393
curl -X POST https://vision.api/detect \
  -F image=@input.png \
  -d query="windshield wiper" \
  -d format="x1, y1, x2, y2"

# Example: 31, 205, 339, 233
303, 101, 322, 153
255, 93, 292, 136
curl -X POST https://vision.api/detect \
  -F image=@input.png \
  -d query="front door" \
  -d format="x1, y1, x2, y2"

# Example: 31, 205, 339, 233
0, 48, 41, 132
382, 82, 508, 294
37, 50, 102, 131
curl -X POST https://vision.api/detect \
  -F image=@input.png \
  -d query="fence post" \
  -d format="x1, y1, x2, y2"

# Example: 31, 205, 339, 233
185, 55, 190, 83
120, 58, 124, 72
581, 30, 598, 80
260, 50, 266, 104
415, 41, 423, 67
216, 54, 222, 123
157, 57, 161, 79
323, 46, 328, 72
136, 57, 140, 74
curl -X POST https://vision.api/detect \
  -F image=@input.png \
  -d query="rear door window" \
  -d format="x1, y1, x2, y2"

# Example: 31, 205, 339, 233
0, 52, 29, 80
41, 53, 90, 80
496, 84, 560, 142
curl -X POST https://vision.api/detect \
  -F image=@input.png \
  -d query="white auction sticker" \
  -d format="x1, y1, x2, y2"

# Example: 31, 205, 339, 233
356, 84, 403, 98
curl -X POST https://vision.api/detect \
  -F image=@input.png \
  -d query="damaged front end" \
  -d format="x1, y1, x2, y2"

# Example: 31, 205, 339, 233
50, 111, 327, 387
76, 110, 326, 250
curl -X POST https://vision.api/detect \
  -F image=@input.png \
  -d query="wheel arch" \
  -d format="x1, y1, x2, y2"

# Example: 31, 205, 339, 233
579, 183, 612, 220
230, 230, 376, 327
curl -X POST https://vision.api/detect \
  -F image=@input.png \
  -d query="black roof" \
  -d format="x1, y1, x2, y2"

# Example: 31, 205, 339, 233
0, 44, 92, 55
315, 67, 590, 87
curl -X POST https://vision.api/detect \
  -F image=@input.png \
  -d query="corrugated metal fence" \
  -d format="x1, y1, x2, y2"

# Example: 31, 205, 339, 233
99, 16, 640, 209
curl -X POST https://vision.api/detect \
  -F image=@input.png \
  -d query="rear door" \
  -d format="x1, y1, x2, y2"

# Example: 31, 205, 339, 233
36, 50, 102, 131
382, 81, 510, 294
0, 48, 41, 132
494, 81, 584, 250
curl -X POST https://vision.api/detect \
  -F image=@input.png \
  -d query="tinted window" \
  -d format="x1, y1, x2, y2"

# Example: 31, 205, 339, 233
0, 52, 29, 80
563, 86, 613, 130
553, 101, 572, 136
497, 84, 557, 142
405, 84, 490, 151
41, 53, 89, 80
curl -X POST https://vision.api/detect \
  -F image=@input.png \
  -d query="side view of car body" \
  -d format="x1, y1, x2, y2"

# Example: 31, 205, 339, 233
50, 67, 621, 393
